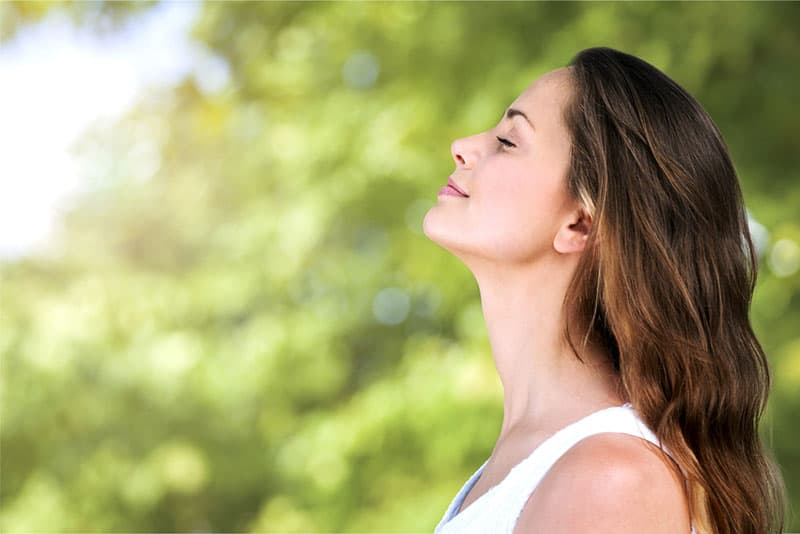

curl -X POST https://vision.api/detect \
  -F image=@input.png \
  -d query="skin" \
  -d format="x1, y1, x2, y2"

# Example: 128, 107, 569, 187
422, 67, 691, 532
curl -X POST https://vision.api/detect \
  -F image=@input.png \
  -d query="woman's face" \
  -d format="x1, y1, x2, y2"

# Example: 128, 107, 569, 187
423, 67, 583, 266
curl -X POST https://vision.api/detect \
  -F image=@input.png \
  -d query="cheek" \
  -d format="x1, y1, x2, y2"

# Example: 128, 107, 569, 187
476, 164, 562, 225
470, 165, 566, 256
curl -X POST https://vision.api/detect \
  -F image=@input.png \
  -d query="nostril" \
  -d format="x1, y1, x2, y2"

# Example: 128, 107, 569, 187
451, 139, 471, 168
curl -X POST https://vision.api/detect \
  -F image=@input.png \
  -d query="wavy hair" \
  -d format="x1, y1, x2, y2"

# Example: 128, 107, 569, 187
560, 47, 786, 534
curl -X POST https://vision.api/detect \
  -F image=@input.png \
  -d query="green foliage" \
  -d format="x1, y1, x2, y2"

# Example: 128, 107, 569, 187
1, 1, 799, 531
0, 0, 156, 42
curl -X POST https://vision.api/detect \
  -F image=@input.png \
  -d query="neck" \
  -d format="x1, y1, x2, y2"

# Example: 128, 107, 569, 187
470, 252, 625, 442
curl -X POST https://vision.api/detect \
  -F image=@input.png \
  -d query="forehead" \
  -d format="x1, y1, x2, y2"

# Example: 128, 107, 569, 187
508, 67, 573, 129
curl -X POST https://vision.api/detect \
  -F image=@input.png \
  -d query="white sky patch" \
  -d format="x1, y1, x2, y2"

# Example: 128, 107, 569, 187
0, 1, 227, 260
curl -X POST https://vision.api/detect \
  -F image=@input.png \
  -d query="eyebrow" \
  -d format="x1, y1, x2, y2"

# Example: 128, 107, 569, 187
502, 107, 535, 131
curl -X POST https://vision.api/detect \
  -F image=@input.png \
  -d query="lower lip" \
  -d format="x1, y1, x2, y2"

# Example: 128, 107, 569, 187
438, 185, 468, 197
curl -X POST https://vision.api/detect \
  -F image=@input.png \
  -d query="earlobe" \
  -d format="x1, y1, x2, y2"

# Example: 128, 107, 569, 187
553, 231, 587, 254
553, 213, 592, 254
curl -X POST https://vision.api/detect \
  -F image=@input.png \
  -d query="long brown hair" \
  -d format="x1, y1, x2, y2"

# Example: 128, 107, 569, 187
560, 47, 787, 534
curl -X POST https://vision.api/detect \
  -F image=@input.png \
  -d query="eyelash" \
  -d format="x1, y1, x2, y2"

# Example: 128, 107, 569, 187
496, 136, 516, 149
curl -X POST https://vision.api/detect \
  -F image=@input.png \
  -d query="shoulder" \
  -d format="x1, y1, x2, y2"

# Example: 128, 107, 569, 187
513, 432, 691, 533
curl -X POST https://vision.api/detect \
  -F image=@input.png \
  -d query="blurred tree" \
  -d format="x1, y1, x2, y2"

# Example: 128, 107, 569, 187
1, 1, 798, 532
0, 0, 156, 41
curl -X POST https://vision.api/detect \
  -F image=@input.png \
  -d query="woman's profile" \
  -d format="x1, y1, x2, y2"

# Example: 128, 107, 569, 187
423, 47, 786, 534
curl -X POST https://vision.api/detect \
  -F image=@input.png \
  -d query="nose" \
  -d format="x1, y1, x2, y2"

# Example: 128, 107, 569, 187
451, 137, 475, 170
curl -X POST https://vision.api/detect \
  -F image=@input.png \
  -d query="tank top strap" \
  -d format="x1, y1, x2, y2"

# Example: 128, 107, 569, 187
434, 404, 696, 534
498, 402, 688, 532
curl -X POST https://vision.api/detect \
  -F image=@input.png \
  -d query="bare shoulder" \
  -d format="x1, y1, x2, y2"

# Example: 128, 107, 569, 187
513, 432, 691, 534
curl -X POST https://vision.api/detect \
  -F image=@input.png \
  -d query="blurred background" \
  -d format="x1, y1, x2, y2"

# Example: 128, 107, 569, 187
0, 1, 798, 532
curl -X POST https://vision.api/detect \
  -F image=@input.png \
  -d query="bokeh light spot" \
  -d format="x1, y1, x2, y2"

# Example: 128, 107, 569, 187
342, 50, 379, 90
373, 287, 410, 325
768, 238, 800, 278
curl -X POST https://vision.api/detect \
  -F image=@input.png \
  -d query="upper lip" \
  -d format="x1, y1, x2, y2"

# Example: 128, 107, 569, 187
447, 176, 469, 197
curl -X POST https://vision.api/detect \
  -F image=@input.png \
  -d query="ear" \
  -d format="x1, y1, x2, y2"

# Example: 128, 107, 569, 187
553, 208, 592, 254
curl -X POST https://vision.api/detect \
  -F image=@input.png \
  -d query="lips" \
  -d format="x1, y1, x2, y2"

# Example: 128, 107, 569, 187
447, 177, 469, 197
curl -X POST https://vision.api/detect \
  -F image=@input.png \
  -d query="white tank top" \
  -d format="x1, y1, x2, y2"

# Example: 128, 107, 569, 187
433, 402, 697, 534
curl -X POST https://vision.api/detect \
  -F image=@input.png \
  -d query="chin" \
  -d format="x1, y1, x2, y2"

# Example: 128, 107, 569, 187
423, 220, 463, 255
421, 208, 444, 241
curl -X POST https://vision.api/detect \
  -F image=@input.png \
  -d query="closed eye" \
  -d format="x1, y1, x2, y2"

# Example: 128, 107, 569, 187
496, 136, 516, 149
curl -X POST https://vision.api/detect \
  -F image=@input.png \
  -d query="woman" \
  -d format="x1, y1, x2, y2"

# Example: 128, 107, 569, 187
423, 47, 786, 534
